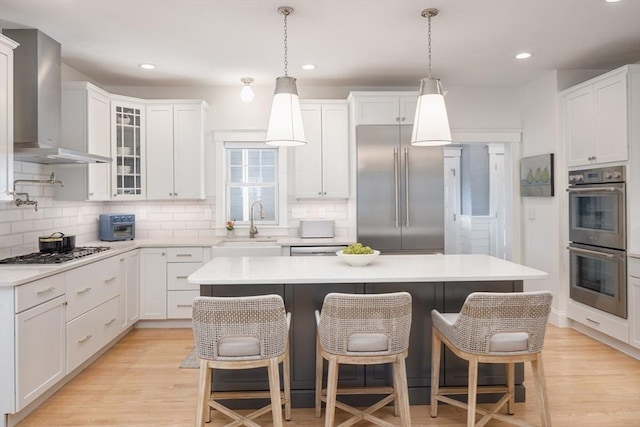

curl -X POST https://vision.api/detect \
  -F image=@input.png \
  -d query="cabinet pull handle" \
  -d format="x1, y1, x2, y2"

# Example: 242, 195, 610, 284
404, 147, 410, 228
176, 254, 192, 257
104, 276, 117, 283
177, 304, 193, 308
586, 317, 600, 326
104, 318, 117, 326
78, 334, 93, 343
393, 147, 400, 228
37, 286, 56, 295
176, 275, 189, 279
77, 287, 92, 295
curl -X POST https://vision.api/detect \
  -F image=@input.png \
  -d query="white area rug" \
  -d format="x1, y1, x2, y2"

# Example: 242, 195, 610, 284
180, 348, 198, 369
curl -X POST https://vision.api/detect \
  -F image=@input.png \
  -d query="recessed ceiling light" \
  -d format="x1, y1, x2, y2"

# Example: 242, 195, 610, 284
139, 63, 156, 70
302, 64, 316, 70
515, 52, 532, 60
605, 0, 621, 3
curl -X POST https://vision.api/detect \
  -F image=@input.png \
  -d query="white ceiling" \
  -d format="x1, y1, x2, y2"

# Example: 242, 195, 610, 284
1, 0, 639, 89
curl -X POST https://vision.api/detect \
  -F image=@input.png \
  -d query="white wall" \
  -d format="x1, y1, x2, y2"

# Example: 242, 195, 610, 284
520, 71, 565, 322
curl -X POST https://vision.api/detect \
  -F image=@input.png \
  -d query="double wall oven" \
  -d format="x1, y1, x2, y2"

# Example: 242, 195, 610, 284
567, 166, 627, 318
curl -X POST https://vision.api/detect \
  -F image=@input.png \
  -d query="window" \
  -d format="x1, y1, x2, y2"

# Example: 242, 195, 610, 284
225, 143, 278, 224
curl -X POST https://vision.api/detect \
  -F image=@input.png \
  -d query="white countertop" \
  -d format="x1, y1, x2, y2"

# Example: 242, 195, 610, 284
629, 252, 640, 259
0, 236, 357, 287
188, 254, 548, 285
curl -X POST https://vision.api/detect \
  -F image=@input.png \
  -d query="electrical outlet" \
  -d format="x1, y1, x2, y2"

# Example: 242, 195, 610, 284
528, 208, 535, 220
139, 209, 148, 220
204, 209, 212, 220
318, 208, 326, 218
292, 208, 306, 219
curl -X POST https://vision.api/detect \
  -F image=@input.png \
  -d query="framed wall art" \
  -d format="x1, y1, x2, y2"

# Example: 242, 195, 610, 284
520, 153, 554, 197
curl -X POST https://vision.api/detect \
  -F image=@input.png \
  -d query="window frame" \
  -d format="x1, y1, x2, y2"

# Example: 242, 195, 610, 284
213, 130, 289, 233
225, 142, 279, 226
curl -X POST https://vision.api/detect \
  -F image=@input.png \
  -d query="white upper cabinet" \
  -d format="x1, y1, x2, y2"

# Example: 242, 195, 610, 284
56, 82, 112, 201
296, 101, 349, 198
350, 92, 417, 125
0, 35, 17, 202
146, 101, 207, 200
111, 98, 146, 199
563, 66, 637, 167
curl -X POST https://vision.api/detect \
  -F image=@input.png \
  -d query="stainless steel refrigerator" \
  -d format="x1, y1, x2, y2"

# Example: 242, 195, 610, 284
356, 125, 444, 253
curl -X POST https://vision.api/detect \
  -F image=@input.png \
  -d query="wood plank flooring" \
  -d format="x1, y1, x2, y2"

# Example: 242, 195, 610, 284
17, 325, 640, 426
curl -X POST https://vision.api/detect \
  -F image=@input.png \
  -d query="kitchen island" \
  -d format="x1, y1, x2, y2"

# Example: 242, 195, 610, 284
188, 254, 547, 408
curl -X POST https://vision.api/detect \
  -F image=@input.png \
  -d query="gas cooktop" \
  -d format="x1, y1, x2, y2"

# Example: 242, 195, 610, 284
0, 247, 111, 265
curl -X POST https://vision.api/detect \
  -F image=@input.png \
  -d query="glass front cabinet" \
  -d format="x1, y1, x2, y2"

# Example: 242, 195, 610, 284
111, 100, 145, 199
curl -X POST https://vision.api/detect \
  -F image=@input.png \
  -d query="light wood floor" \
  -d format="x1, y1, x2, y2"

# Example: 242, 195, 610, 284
17, 325, 640, 426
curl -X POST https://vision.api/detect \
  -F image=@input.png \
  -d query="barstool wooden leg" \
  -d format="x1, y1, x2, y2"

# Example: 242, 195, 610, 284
324, 356, 339, 427
532, 354, 552, 427
315, 335, 323, 418
284, 344, 292, 421
268, 358, 284, 427
430, 329, 441, 418
394, 356, 412, 426
467, 356, 479, 427
507, 362, 515, 415
196, 359, 211, 427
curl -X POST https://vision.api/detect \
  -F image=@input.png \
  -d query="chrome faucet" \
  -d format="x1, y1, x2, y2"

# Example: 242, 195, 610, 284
249, 200, 265, 239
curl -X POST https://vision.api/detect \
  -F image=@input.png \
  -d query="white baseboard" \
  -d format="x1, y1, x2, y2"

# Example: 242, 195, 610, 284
135, 319, 192, 328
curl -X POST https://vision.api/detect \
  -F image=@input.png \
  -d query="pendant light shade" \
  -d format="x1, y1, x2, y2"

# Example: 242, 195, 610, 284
266, 6, 306, 146
266, 76, 306, 146
411, 77, 452, 145
411, 8, 452, 146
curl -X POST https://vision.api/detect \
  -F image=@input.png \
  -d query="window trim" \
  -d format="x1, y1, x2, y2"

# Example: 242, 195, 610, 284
225, 142, 279, 225
214, 130, 289, 233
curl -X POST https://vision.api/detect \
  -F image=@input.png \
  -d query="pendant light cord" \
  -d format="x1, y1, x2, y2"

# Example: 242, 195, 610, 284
283, 10, 289, 76
427, 12, 432, 78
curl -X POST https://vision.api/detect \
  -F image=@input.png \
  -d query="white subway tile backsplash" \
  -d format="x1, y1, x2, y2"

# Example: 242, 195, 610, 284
11, 220, 34, 234
0, 209, 23, 222
1, 191, 352, 257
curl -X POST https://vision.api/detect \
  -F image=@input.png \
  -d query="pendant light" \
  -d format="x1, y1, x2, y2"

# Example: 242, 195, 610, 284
240, 77, 255, 102
411, 8, 452, 146
265, 6, 306, 146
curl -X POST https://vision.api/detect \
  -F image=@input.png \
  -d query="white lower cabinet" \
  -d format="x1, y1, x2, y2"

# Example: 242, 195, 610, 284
15, 295, 66, 411
629, 257, 640, 349
567, 299, 629, 343
65, 256, 120, 321
139, 248, 168, 319
66, 296, 119, 373
119, 250, 140, 330
139, 246, 210, 320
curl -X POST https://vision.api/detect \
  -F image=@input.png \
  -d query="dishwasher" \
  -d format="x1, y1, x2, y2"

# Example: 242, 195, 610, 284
290, 246, 347, 256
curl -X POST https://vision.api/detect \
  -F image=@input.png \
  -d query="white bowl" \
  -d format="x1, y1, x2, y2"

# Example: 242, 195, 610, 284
336, 249, 380, 267
117, 165, 132, 174
117, 146, 132, 155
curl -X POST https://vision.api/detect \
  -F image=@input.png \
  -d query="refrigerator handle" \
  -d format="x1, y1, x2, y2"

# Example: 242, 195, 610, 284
394, 147, 400, 228
404, 147, 410, 227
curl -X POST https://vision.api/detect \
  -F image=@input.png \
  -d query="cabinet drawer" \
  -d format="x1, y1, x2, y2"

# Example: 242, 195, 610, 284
167, 290, 199, 319
66, 256, 119, 321
15, 273, 66, 313
567, 300, 629, 342
628, 256, 640, 278
66, 296, 120, 373
167, 262, 203, 290
167, 247, 203, 263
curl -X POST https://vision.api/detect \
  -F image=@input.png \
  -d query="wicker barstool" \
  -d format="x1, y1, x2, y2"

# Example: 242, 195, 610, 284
430, 291, 553, 427
192, 295, 291, 427
315, 292, 413, 427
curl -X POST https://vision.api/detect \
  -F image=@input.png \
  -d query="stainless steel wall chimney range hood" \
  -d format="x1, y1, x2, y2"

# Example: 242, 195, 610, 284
2, 29, 111, 164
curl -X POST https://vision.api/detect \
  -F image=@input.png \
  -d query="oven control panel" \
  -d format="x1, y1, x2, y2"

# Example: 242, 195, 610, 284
568, 165, 625, 186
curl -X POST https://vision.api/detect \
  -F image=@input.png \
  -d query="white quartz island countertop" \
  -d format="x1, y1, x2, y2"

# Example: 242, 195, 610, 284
188, 254, 548, 285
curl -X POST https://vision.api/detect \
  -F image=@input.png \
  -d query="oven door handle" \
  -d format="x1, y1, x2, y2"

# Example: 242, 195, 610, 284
567, 246, 615, 259
566, 186, 619, 193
